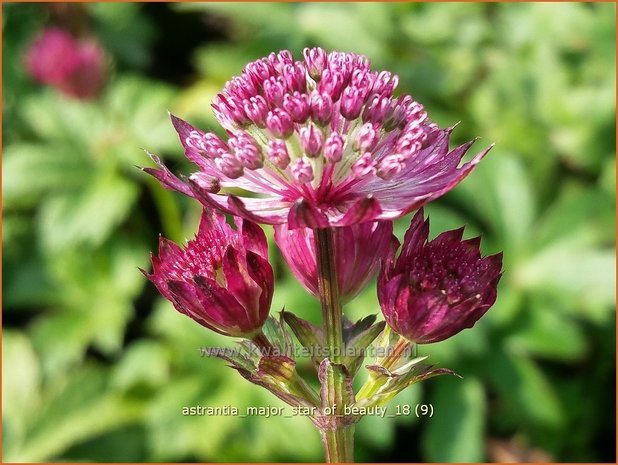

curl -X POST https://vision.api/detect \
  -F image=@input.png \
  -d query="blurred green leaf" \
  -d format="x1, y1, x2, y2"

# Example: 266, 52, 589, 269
505, 304, 588, 362
423, 378, 486, 462
38, 173, 138, 251
486, 351, 565, 429
9, 365, 143, 462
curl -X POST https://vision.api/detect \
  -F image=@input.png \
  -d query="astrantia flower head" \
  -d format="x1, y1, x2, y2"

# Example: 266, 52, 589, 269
145, 209, 274, 337
378, 209, 503, 344
274, 221, 396, 302
146, 47, 492, 229
25, 27, 106, 100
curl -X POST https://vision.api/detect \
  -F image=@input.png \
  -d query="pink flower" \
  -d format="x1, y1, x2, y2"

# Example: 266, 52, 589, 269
146, 48, 492, 228
274, 221, 396, 302
378, 209, 503, 344
25, 28, 106, 100
144, 209, 274, 337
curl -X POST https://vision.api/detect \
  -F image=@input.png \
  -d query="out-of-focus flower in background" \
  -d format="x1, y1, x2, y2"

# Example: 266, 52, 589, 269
144, 208, 274, 338
378, 209, 503, 344
25, 27, 107, 100
274, 220, 396, 302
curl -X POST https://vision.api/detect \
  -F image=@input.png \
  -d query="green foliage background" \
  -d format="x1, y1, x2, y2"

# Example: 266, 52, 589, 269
3, 2, 616, 462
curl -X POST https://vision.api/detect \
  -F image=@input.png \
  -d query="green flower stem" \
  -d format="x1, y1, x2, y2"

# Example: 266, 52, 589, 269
315, 228, 344, 362
321, 425, 355, 463
315, 227, 354, 463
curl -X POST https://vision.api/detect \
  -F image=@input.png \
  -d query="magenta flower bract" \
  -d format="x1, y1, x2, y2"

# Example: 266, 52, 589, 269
145, 209, 274, 337
25, 28, 106, 100
274, 221, 396, 302
146, 48, 492, 229
378, 209, 502, 344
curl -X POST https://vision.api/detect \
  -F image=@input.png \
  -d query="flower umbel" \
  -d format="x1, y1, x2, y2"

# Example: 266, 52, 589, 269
274, 221, 396, 302
145, 48, 493, 229
145, 208, 274, 337
378, 209, 503, 344
25, 27, 106, 100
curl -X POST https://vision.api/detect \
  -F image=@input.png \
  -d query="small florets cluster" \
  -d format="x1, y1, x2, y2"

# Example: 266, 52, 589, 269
147, 48, 491, 229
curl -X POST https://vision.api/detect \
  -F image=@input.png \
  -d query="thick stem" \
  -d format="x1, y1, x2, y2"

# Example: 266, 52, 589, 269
315, 228, 354, 463
320, 425, 355, 463
315, 228, 344, 362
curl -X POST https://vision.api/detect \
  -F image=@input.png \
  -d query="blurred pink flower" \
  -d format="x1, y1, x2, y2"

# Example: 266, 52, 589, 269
144, 209, 274, 338
274, 221, 396, 302
146, 48, 492, 229
378, 209, 502, 344
25, 27, 106, 100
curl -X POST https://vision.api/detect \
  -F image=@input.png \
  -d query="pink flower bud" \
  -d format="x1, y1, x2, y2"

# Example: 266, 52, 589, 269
212, 94, 249, 128
225, 76, 257, 100
185, 131, 227, 159
310, 91, 333, 125
215, 152, 244, 178
229, 131, 263, 170
299, 124, 324, 158
263, 76, 286, 106
379, 209, 502, 344
362, 95, 392, 124
244, 58, 273, 88
324, 132, 344, 163
340, 86, 367, 120
352, 152, 375, 177
370, 70, 399, 98
266, 108, 294, 139
376, 153, 407, 180
396, 122, 428, 155
303, 47, 328, 79
243, 95, 269, 127
268, 50, 293, 72
291, 157, 314, 183
318, 69, 346, 101
350, 69, 372, 90
354, 123, 379, 152
267, 140, 291, 169
383, 95, 412, 130
146, 208, 273, 338
283, 92, 310, 123
282, 62, 306, 93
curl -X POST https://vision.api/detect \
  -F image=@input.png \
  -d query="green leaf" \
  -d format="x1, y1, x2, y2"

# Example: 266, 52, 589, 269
112, 341, 170, 391
2, 144, 89, 209
38, 172, 138, 251
505, 303, 588, 362
514, 235, 615, 313
486, 351, 565, 429
454, 152, 535, 256
2, 331, 42, 457
10, 366, 143, 462
423, 378, 486, 462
